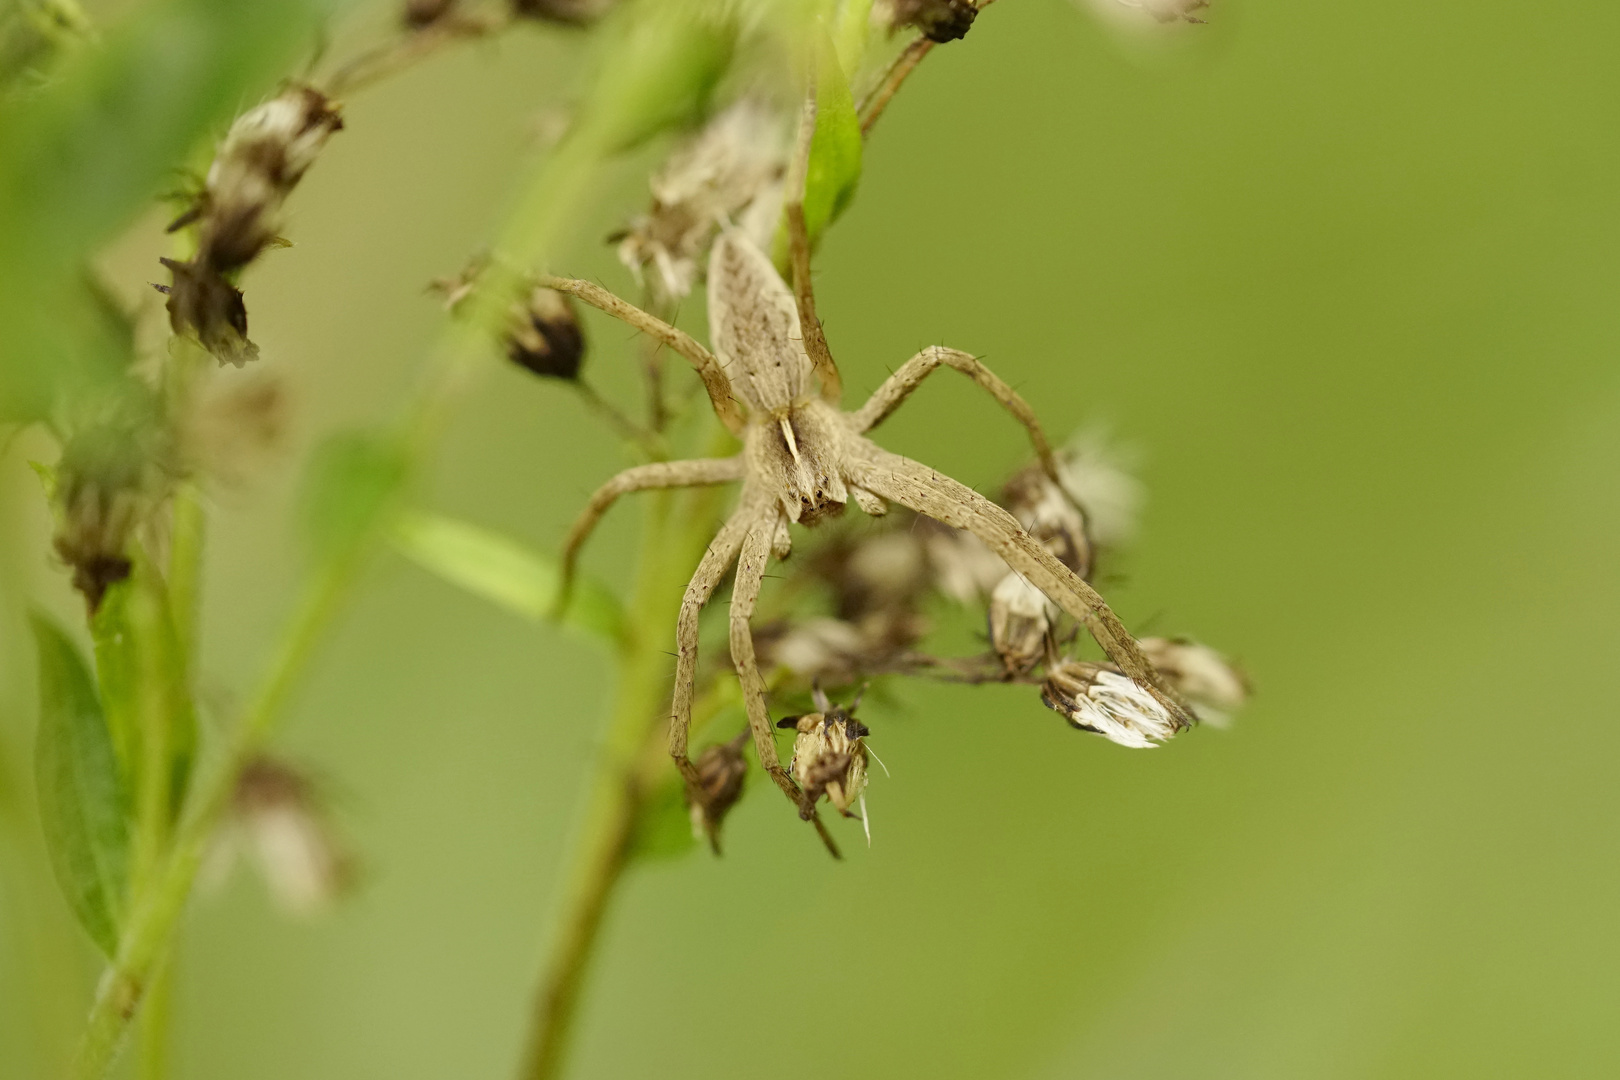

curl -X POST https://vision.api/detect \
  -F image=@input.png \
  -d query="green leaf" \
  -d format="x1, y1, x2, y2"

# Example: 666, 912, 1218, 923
300, 432, 410, 569
30, 611, 130, 957
389, 510, 626, 646
801, 27, 863, 245
627, 775, 698, 862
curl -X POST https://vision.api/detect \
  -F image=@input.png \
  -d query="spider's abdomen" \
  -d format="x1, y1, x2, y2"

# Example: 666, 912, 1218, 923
747, 399, 849, 526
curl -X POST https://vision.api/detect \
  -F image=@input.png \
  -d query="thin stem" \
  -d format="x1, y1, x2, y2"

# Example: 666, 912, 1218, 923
136, 956, 173, 1080
324, 12, 515, 97
857, 36, 934, 137
166, 483, 205, 662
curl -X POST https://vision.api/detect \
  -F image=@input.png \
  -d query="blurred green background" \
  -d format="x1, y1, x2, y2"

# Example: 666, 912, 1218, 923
6, 0, 1620, 1077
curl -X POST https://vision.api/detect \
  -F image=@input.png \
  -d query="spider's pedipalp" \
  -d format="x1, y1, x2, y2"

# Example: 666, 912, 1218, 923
538, 274, 746, 435
729, 510, 842, 857
555, 456, 744, 618
670, 490, 770, 787
847, 445, 1195, 730
851, 346, 1064, 490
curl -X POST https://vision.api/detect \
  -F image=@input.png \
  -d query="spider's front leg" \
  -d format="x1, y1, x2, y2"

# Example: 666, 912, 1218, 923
850, 346, 1064, 489
553, 457, 744, 616
537, 273, 746, 435
729, 510, 843, 858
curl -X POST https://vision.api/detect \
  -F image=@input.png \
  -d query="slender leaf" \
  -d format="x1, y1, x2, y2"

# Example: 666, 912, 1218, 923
802, 27, 863, 245
390, 510, 626, 645
30, 611, 130, 956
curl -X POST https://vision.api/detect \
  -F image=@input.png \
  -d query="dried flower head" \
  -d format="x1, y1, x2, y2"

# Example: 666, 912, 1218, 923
160, 86, 343, 366
988, 572, 1053, 676
182, 372, 288, 486
51, 399, 166, 612
688, 732, 749, 854
884, 0, 979, 42
1004, 466, 1092, 578
1041, 660, 1184, 748
1139, 636, 1249, 728
507, 285, 586, 380
218, 756, 352, 916
778, 693, 870, 820
614, 98, 787, 301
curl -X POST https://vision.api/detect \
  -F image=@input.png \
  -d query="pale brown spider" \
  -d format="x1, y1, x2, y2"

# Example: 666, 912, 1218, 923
547, 108, 1192, 850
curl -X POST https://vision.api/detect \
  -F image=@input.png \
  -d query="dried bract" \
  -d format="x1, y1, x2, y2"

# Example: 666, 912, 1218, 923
614, 99, 787, 301
779, 704, 870, 819
51, 401, 165, 612
688, 733, 749, 854
507, 285, 586, 380
155, 258, 256, 368
1042, 660, 1183, 748
1139, 636, 1248, 727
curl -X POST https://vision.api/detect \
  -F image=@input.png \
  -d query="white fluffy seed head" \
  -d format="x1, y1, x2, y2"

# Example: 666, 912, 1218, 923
1042, 662, 1181, 749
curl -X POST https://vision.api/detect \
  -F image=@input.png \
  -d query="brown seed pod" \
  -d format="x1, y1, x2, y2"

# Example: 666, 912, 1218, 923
886, 0, 978, 42
687, 732, 749, 854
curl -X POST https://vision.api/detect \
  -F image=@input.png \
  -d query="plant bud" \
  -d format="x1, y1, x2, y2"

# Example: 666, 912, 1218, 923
688, 733, 749, 854
1139, 637, 1249, 727
226, 756, 352, 916
987, 572, 1052, 676
885, 0, 978, 42
1041, 660, 1184, 749
778, 704, 870, 819
154, 258, 257, 368
506, 285, 586, 380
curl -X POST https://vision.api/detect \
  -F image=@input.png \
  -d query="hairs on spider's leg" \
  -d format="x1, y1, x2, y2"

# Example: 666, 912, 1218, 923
848, 448, 1194, 729
730, 510, 842, 858
553, 457, 744, 618
669, 493, 764, 787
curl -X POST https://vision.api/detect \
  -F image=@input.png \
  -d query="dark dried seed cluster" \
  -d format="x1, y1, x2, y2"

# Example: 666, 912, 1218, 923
506, 285, 586, 381
888, 0, 979, 42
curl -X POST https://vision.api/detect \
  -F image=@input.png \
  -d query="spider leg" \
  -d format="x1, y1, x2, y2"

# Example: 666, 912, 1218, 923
555, 457, 745, 618
537, 274, 747, 435
731, 510, 842, 858
847, 444, 1195, 730
849, 346, 1064, 489
783, 88, 843, 405
670, 489, 770, 789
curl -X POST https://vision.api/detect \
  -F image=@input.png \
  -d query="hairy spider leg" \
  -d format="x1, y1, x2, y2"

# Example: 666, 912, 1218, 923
847, 446, 1194, 730
553, 457, 745, 618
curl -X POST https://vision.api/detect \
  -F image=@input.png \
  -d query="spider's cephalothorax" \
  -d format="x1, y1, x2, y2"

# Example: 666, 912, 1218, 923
548, 204, 1192, 856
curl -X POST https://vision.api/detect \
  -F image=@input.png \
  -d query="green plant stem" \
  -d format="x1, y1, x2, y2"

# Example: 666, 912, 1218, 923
136, 955, 173, 1080
517, 467, 729, 1080
166, 483, 205, 663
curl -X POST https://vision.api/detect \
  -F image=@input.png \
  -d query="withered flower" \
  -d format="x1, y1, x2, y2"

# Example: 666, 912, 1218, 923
885, 0, 979, 42
778, 693, 870, 822
1004, 465, 1093, 578
688, 732, 749, 854
51, 398, 165, 613
988, 572, 1053, 676
1041, 660, 1185, 748
160, 86, 343, 367
614, 98, 787, 302
1139, 636, 1249, 728
506, 284, 586, 380
216, 755, 353, 917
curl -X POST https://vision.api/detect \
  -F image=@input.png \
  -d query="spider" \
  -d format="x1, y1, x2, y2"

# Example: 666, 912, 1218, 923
546, 106, 1192, 852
